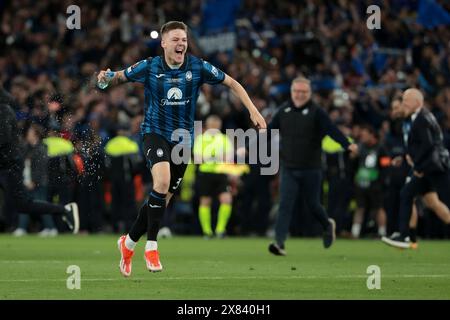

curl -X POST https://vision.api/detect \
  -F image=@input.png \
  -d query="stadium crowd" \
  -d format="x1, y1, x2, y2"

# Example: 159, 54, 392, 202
1, 0, 449, 239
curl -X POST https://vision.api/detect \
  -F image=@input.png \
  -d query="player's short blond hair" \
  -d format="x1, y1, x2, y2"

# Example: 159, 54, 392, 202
160, 21, 188, 36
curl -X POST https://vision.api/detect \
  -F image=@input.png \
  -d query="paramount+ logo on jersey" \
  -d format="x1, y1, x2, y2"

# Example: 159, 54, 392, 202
161, 87, 189, 106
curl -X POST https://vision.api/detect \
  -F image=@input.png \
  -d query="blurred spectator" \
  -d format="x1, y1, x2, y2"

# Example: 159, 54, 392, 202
74, 129, 105, 233
351, 125, 388, 238
322, 121, 354, 237
13, 124, 57, 237
382, 98, 410, 235
238, 106, 277, 237
43, 128, 77, 231
238, 164, 274, 237
104, 128, 141, 233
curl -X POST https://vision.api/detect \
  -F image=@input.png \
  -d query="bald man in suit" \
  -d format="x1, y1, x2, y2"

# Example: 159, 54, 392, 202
382, 89, 450, 249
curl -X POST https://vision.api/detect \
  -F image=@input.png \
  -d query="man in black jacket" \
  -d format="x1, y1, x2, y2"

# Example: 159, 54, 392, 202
382, 98, 411, 236
0, 88, 79, 233
268, 77, 358, 256
382, 88, 450, 249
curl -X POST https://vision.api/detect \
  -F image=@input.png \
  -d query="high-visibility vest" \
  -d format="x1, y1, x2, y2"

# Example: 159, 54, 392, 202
193, 132, 233, 173
43, 136, 74, 157
104, 136, 139, 156
322, 135, 353, 154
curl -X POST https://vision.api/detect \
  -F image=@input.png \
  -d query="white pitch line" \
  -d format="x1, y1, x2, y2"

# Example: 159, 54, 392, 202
0, 260, 65, 264
0, 274, 450, 282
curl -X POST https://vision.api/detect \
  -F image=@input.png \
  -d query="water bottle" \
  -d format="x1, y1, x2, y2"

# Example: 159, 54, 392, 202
98, 70, 115, 89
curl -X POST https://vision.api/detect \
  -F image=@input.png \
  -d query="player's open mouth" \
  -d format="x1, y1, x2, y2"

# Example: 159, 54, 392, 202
175, 48, 184, 57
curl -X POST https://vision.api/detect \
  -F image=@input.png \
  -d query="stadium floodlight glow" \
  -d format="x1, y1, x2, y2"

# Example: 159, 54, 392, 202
6, 35, 14, 45
150, 31, 159, 39
252, 49, 261, 58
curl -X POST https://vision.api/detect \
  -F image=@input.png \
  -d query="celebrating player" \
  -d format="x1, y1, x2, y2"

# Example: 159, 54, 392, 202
97, 21, 266, 276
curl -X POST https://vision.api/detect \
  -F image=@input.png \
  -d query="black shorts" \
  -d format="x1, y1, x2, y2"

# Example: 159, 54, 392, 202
355, 185, 383, 210
407, 172, 450, 206
197, 172, 230, 197
143, 133, 188, 192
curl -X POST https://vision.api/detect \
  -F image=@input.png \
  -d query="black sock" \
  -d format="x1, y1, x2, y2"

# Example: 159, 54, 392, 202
128, 203, 148, 242
147, 191, 166, 241
409, 228, 417, 243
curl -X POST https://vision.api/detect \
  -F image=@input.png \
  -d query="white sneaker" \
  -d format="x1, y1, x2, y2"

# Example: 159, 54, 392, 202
378, 226, 387, 237
381, 235, 411, 249
63, 202, 79, 234
39, 228, 58, 237
38, 228, 51, 237
13, 228, 27, 237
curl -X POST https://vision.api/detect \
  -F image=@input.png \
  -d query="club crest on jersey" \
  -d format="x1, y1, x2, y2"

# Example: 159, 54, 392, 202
185, 71, 192, 81
167, 87, 183, 100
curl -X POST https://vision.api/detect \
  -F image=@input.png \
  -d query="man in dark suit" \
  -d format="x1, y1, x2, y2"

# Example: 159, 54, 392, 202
382, 88, 450, 249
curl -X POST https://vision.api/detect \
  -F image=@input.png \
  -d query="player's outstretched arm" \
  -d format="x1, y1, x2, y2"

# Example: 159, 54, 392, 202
97, 68, 128, 87
222, 74, 267, 129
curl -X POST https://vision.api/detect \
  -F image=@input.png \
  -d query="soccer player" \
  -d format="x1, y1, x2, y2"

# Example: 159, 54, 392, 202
97, 21, 266, 276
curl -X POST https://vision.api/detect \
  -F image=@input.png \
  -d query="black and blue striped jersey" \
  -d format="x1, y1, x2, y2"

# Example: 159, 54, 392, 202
124, 54, 225, 145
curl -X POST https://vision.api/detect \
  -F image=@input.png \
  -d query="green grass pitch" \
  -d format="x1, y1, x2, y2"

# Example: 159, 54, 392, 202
0, 235, 449, 299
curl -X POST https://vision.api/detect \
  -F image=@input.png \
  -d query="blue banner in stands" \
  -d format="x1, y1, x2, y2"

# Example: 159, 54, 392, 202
201, 0, 241, 34
417, 0, 450, 29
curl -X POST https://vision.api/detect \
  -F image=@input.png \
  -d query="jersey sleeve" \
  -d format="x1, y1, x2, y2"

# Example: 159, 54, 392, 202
124, 59, 151, 84
201, 60, 225, 85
